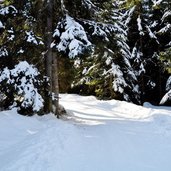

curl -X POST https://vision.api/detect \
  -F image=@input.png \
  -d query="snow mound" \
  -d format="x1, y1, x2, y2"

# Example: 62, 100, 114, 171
61, 94, 152, 124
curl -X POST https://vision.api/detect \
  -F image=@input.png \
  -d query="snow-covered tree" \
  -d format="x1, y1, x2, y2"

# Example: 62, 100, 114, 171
57, 0, 140, 103
51, 14, 92, 58
0, 61, 43, 115
0, 0, 46, 115
123, 0, 170, 103
0, 0, 170, 115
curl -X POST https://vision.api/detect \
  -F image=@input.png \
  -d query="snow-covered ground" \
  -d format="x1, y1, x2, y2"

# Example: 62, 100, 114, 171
0, 94, 171, 171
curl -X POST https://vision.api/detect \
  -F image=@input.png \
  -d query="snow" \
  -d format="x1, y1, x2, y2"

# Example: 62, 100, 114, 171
167, 41, 171, 46
124, 6, 136, 26
0, 20, 4, 29
0, 61, 43, 112
111, 64, 127, 94
83, 0, 97, 11
160, 89, 171, 105
152, 0, 163, 8
158, 24, 171, 34
99, 62, 129, 96
52, 15, 92, 58
0, 94, 171, 171
146, 26, 159, 43
166, 76, 171, 91
92, 23, 108, 38
150, 21, 158, 28
159, 76, 171, 105
26, 31, 43, 45
0, 5, 18, 15
17, 49, 24, 54
0, 47, 8, 57
105, 56, 112, 65
7, 28, 15, 41
137, 15, 144, 36
162, 11, 171, 21
60, 0, 66, 12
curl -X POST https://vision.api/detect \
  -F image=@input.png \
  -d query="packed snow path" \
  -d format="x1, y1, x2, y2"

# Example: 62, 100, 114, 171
0, 94, 171, 171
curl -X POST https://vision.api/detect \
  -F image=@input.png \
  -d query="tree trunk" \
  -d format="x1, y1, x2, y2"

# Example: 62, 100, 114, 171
44, 0, 61, 116
52, 52, 60, 117
44, 0, 53, 113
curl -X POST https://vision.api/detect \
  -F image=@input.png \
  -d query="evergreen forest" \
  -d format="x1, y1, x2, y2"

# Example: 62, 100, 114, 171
0, 0, 171, 116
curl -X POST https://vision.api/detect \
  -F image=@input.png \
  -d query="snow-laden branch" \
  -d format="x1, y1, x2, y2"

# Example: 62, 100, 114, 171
0, 61, 43, 112
51, 15, 92, 58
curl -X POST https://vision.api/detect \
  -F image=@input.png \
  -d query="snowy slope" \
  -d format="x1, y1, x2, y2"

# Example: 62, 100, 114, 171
0, 94, 171, 171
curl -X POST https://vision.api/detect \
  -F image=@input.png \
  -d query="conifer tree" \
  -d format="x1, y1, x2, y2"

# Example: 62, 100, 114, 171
0, 0, 45, 114
62, 0, 141, 103
123, 0, 170, 104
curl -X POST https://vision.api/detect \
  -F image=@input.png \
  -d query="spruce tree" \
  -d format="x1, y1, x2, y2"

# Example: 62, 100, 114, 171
123, 0, 170, 104
0, 0, 44, 114
62, 0, 141, 103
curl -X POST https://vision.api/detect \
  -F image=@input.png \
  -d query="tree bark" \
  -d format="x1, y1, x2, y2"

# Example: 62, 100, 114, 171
44, 0, 61, 117
44, 0, 53, 113
52, 52, 60, 117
